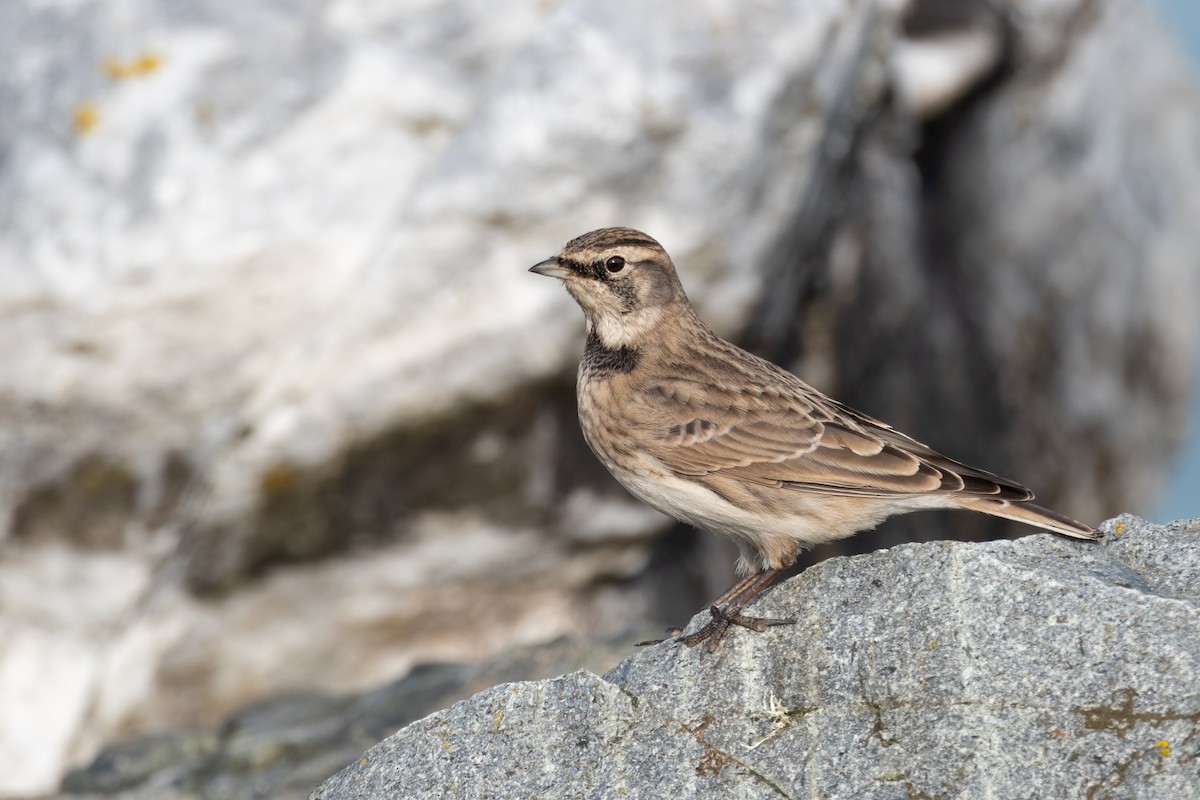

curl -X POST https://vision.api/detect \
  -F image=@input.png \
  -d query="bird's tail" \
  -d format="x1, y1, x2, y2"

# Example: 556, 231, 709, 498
955, 497, 1100, 540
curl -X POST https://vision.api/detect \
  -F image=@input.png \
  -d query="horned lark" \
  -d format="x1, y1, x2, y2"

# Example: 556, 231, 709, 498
531, 227, 1098, 651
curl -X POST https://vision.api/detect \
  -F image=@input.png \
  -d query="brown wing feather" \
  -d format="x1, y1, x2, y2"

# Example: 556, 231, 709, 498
634, 375, 1031, 501
826, 399, 1033, 500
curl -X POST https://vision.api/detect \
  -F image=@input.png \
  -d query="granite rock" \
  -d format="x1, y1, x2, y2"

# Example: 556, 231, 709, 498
314, 516, 1200, 800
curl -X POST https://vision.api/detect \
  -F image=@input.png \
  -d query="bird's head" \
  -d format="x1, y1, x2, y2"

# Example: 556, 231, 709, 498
530, 227, 688, 348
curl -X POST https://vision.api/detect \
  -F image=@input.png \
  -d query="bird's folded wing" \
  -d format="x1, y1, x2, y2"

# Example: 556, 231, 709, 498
633, 385, 1031, 500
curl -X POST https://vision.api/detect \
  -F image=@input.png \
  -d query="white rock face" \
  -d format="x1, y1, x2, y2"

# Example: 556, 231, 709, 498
0, 0, 873, 525
0, 0, 901, 793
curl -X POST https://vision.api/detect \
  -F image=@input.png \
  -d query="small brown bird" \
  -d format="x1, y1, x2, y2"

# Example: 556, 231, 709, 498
530, 227, 1098, 651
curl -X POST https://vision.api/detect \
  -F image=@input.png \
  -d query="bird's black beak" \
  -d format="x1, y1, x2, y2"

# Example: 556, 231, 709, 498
529, 257, 573, 279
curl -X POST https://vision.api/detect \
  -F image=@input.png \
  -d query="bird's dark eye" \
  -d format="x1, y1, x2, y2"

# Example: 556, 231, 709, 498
606, 256, 626, 273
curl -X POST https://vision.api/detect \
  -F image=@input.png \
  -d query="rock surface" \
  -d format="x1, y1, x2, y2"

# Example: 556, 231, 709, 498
3, 0, 1200, 794
312, 516, 1200, 799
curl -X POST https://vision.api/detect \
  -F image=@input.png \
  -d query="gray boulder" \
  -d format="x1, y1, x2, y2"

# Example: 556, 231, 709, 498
313, 515, 1200, 799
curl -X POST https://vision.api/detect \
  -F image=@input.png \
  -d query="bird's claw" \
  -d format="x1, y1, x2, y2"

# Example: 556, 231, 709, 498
634, 626, 686, 647
678, 604, 795, 652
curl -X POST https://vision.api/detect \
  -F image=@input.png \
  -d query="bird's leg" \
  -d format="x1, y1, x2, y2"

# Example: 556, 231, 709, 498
635, 571, 764, 646
679, 566, 793, 652
634, 567, 793, 649
709, 571, 766, 607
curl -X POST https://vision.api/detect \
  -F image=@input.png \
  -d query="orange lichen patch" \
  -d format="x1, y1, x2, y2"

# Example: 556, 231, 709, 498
12, 455, 137, 547
1156, 739, 1171, 757
695, 748, 734, 776
1076, 688, 1200, 739
73, 102, 100, 135
259, 463, 300, 495
1113, 521, 1126, 538
102, 51, 164, 80
684, 715, 742, 778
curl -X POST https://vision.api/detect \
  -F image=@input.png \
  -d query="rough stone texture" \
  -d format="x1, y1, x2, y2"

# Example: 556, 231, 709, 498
312, 516, 1200, 800
2, 0, 1199, 794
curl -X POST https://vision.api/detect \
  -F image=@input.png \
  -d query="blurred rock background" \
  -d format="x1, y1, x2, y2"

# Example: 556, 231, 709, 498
1, 0, 1198, 796
1158, 0, 1200, 526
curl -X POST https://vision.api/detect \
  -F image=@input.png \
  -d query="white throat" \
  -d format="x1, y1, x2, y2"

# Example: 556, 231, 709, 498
590, 306, 664, 349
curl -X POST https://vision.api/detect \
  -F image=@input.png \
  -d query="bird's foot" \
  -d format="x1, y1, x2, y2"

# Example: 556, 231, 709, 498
634, 626, 685, 647
635, 566, 794, 650
678, 604, 794, 653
